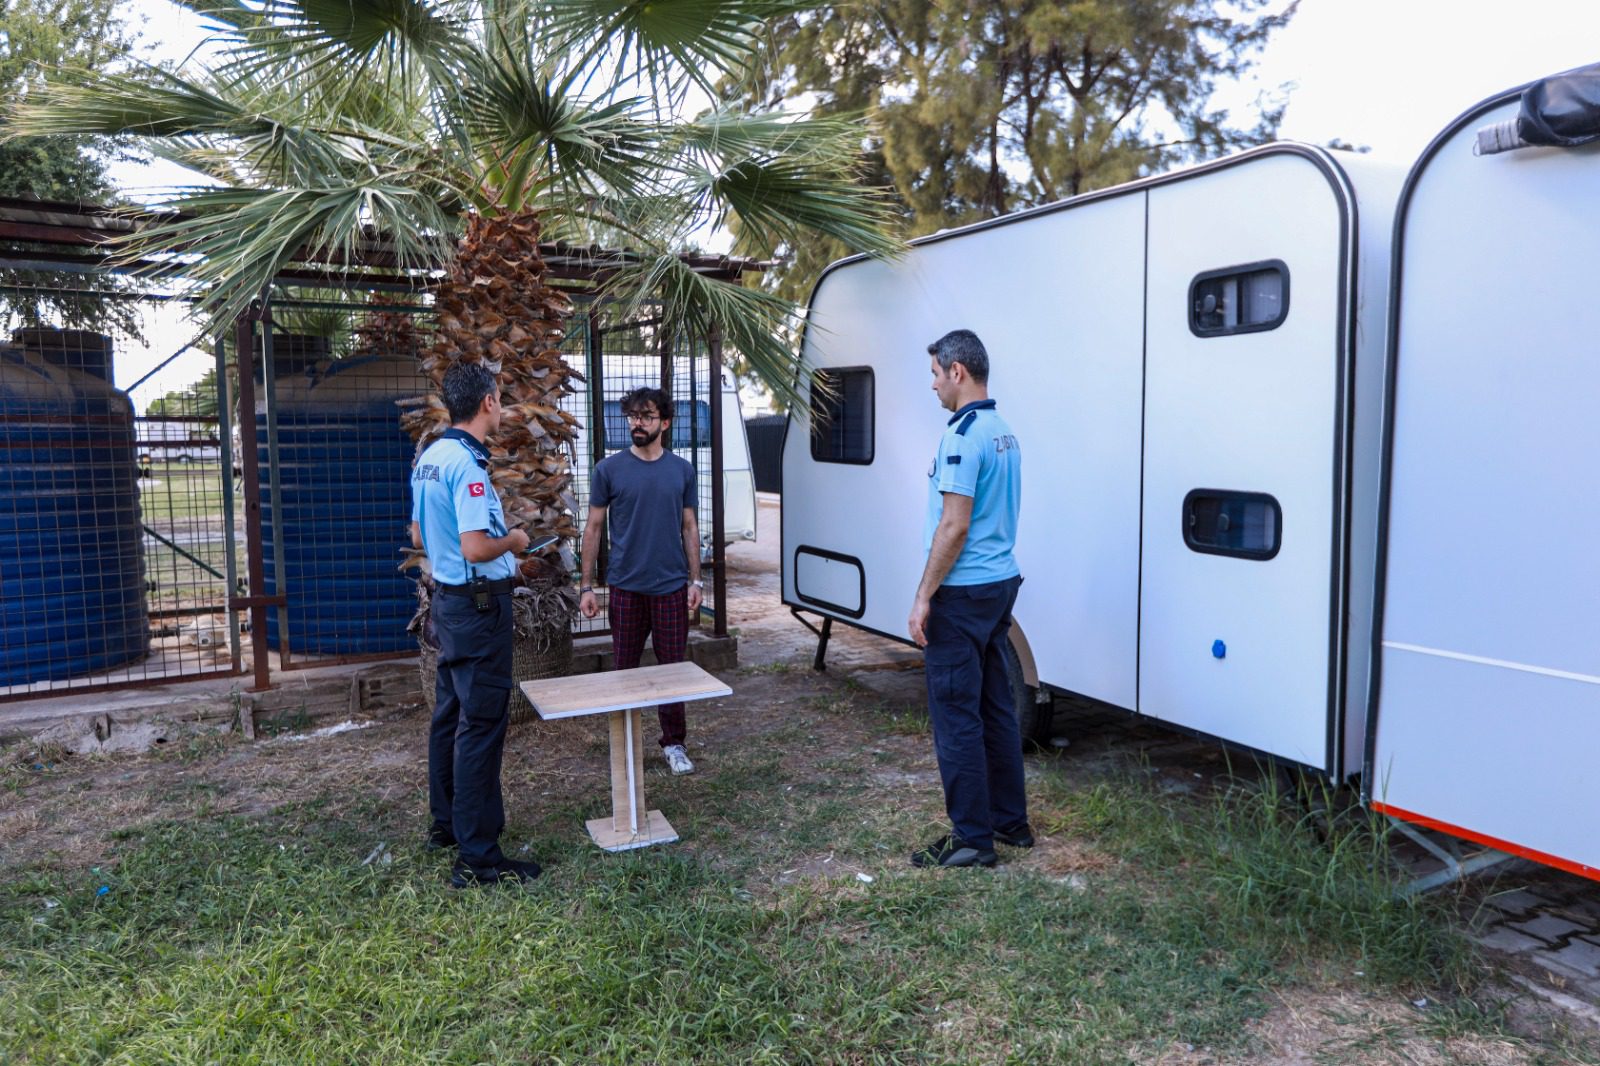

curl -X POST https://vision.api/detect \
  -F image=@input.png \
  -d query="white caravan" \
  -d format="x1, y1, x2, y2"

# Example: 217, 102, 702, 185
783, 144, 1400, 779
1366, 67, 1600, 879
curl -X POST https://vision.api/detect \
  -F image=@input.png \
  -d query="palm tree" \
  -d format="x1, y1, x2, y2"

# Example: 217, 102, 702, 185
4, 0, 898, 657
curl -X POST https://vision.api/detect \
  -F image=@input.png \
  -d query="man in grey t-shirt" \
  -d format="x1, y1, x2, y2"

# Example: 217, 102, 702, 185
579, 386, 704, 774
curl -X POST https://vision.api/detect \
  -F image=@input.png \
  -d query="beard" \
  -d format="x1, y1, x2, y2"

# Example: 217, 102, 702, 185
631, 427, 662, 447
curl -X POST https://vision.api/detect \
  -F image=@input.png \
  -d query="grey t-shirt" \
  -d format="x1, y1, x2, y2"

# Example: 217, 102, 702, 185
591, 449, 697, 596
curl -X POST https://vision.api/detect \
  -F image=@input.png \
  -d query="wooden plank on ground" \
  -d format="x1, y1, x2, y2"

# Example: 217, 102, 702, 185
520, 661, 730, 720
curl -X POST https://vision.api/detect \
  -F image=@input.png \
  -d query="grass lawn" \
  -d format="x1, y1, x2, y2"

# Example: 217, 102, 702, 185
139, 462, 230, 522
1, 667, 1595, 1064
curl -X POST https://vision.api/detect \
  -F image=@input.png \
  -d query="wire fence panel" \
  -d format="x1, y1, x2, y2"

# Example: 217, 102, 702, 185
0, 308, 242, 700
0, 284, 730, 702
252, 309, 433, 667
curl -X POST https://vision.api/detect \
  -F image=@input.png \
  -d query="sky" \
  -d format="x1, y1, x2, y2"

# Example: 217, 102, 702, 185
99, 0, 1600, 400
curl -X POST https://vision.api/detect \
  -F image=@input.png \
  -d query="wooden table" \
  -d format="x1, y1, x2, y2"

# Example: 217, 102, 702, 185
519, 661, 731, 851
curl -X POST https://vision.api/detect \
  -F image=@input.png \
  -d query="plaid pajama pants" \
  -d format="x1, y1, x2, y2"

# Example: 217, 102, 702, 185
608, 585, 689, 747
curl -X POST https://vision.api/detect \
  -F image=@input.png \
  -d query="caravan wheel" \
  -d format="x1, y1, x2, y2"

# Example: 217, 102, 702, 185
1003, 640, 1053, 750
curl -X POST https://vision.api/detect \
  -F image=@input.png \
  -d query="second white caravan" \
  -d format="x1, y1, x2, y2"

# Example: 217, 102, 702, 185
782, 144, 1400, 779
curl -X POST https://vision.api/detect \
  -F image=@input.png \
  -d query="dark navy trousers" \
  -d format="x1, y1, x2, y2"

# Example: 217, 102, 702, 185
429, 590, 514, 871
922, 575, 1028, 850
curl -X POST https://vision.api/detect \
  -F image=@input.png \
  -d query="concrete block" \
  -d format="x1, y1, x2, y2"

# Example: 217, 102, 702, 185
1545, 938, 1600, 979
1476, 926, 1547, 955
1484, 888, 1555, 917
1507, 914, 1588, 943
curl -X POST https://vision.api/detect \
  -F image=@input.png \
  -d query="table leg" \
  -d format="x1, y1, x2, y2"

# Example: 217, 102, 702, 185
587, 707, 680, 851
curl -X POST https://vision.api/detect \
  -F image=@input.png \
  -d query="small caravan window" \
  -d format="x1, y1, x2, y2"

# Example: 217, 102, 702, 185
1189, 261, 1289, 336
1183, 490, 1281, 560
811, 368, 874, 464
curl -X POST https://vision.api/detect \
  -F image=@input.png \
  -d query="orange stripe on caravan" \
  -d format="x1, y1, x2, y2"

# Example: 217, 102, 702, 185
1372, 802, 1600, 882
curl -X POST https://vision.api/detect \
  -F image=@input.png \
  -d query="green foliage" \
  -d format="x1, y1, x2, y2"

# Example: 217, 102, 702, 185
736, 0, 1298, 303
0, 0, 144, 338
3, 0, 904, 412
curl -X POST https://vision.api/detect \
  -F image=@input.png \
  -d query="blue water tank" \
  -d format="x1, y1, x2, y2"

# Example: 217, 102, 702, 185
0, 338, 149, 685
256, 343, 428, 654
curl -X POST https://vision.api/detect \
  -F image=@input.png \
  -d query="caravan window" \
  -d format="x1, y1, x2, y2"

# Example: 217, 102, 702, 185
603, 399, 713, 450
1189, 261, 1289, 336
811, 368, 874, 464
1183, 490, 1281, 560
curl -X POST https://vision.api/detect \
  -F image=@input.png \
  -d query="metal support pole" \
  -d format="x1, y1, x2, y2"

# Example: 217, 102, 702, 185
213, 330, 243, 672
813, 617, 832, 672
259, 304, 292, 665
586, 307, 608, 589
232, 309, 272, 691
708, 325, 727, 637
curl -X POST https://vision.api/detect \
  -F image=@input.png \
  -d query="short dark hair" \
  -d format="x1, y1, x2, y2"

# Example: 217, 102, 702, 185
620, 386, 672, 424
926, 329, 989, 384
442, 362, 497, 424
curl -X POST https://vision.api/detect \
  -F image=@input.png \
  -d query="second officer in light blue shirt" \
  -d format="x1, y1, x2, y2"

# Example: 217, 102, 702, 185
907, 329, 1031, 870
409, 362, 536, 887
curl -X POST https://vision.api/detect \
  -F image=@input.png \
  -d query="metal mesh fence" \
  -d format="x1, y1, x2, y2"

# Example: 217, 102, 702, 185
574, 305, 717, 635
248, 301, 433, 667
0, 280, 726, 702
0, 297, 241, 698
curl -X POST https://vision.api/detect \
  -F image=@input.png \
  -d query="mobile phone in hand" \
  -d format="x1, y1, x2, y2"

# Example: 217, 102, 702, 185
521, 534, 560, 554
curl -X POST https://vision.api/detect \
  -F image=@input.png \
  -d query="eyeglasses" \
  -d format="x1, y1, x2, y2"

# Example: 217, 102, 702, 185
626, 412, 661, 424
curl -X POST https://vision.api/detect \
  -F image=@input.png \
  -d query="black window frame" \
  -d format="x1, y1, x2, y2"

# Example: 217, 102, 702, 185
809, 366, 875, 465
1188, 259, 1291, 337
1182, 488, 1283, 561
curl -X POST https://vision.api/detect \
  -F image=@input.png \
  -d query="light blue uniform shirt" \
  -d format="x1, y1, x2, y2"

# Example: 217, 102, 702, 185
410, 428, 516, 586
924, 399, 1022, 586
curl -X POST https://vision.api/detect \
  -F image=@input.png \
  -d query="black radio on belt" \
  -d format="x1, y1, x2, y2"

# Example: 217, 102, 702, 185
470, 573, 491, 612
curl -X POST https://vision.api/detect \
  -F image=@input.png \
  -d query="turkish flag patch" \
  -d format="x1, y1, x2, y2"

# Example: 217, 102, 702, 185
468, 482, 486, 497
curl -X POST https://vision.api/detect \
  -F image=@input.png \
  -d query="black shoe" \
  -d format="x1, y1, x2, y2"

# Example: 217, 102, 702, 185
427, 828, 458, 851
910, 834, 997, 868
994, 823, 1035, 849
450, 857, 542, 888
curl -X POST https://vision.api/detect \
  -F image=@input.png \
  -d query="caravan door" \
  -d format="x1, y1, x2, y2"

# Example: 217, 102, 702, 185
1139, 152, 1354, 773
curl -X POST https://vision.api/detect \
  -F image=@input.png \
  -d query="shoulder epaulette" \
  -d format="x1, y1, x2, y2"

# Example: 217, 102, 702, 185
955, 411, 979, 436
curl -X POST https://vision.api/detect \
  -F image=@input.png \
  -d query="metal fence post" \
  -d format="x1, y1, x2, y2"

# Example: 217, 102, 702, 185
258, 304, 292, 666
214, 329, 242, 672
708, 324, 727, 638
231, 308, 275, 691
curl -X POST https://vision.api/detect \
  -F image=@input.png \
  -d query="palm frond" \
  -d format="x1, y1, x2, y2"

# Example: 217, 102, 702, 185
117, 182, 456, 329
220, 0, 471, 93
458, 46, 671, 210
536, 0, 817, 99
605, 252, 813, 412
4, 65, 269, 140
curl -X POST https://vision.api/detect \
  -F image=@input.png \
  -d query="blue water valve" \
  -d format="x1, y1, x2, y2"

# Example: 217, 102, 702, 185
1212, 639, 1226, 660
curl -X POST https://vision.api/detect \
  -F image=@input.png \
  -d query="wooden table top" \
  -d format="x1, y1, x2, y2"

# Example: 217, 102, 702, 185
519, 660, 732, 720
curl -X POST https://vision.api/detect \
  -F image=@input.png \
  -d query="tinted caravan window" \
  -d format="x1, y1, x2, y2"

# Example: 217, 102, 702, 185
1190, 260, 1289, 336
603, 399, 713, 450
1184, 490, 1281, 560
811, 368, 874, 464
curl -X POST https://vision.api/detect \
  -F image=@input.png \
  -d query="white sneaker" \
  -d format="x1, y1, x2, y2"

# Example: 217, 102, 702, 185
663, 744, 695, 775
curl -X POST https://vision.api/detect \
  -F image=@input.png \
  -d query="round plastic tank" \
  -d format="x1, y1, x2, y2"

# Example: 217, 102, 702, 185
0, 340, 149, 685
256, 342, 428, 654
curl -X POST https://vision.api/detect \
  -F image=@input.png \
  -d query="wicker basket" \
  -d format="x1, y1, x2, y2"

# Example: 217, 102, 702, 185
417, 625, 573, 724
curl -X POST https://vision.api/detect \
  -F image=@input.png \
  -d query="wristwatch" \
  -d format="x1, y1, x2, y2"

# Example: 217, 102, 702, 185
579, 586, 594, 595
690, 580, 704, 588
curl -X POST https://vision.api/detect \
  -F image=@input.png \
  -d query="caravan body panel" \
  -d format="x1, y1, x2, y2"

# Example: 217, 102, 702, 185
1370, 95, 1600, 876
786, 194, 1147, 709
785, 145, 1394, 779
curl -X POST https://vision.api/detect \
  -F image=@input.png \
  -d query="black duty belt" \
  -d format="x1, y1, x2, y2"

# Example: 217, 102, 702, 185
436, 578, 516, 597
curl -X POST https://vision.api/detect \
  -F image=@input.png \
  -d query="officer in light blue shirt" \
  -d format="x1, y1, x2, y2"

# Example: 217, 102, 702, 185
907, 329, 1031, 869
408, 362, 537, 888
